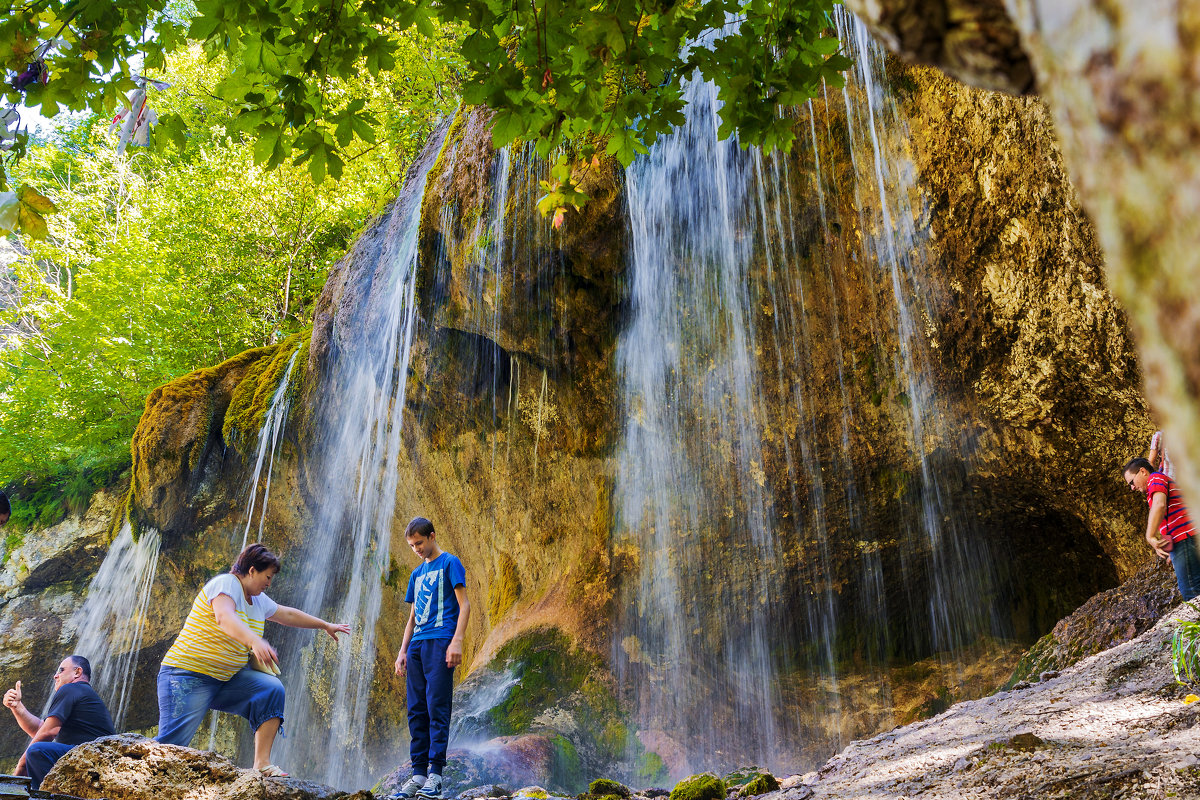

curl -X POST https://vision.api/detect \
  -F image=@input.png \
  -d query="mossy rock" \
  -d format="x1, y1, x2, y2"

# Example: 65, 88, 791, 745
222, 331, 310, 457
635, 752, 669, 786
585, 779, 630, 798
738, 773, 779, 797
486, 628, 608, 735
669, 774, 725, 800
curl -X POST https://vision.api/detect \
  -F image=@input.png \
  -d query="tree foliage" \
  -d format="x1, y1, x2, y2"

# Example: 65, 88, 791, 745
2, 0, 848, 222
0, 40, 456, 500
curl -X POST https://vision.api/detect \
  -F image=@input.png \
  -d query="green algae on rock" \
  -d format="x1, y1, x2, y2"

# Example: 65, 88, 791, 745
584, 778, 631, 798
738, 773, 780, 797
221, 331, 309, 458
668, 774, 725, 800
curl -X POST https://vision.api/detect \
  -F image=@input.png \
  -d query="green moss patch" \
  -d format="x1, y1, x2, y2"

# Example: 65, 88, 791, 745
670, 774, 725, 800
487, 627, 607, 735
635, 752, 668, 786
739, 773, 779, 796
222, 331, 309, 457
585, 778, 630, 798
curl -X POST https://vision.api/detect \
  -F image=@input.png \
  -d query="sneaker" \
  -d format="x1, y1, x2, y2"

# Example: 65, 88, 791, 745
393, 775, 427, 799
416, 774, 444, 799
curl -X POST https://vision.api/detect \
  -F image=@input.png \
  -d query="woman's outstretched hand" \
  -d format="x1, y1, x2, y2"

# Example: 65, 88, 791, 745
251, 636, 279, 666
325, 621, 351, 641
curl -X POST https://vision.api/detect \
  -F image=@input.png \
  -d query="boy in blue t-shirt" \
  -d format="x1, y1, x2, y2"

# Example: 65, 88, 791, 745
391, 517, 469, 800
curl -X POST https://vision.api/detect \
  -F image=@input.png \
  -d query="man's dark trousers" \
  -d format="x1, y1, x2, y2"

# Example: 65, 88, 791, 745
25, 741, 76, 790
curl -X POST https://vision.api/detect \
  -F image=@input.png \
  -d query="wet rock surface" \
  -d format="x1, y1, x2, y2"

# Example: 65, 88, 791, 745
0, 490, 117, 759
843, 0, 1200, 542
1007, 558, 1178, 685
843, 0, 1034, 94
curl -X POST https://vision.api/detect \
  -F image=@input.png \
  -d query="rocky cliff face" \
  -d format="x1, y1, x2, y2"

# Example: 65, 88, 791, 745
843, 0, 1200, 538
0, 49, 1170, 786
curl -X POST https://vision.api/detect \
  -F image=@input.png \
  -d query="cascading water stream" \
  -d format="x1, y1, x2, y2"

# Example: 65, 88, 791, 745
270, 125, 449, 788
614, 9, 1011, 773
831, 7, 1005, 656
615, 69, 785, 772
68, 523, 161, 729
240, 350, 299, 550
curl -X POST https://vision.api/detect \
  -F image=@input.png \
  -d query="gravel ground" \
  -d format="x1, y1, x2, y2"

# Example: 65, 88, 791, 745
772, 603, 1200, 799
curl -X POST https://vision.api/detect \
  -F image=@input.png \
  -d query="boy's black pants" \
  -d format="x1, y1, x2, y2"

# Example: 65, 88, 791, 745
408, 638, 455, 774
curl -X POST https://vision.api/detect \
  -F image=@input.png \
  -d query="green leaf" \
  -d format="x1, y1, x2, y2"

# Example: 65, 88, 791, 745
17, 205, 48, 240
810, 35, 840, 55
18, 187, 56, 215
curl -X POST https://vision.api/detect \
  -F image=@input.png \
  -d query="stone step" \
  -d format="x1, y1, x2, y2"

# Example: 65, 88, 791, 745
0, 776, 95, 800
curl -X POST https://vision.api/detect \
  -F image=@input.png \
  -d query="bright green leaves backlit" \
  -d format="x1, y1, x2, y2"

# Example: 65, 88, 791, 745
447, 0, 847, 162
1, 0, 847, 227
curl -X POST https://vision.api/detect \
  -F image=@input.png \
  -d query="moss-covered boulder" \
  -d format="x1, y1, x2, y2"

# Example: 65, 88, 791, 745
447, 627, 626, 792
668, 774, 725, 800
126, 345, 277, 541
584, 778, 631, 799
737, 774, 779, 797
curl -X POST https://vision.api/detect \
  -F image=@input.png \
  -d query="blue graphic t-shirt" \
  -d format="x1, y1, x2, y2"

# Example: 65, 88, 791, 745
405, 552, 467, 643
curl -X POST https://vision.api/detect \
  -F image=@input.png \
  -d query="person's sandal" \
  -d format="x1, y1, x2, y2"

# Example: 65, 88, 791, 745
258, 765, 290, 778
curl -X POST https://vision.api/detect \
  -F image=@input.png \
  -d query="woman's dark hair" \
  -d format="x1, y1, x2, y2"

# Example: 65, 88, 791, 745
405, 517, 435, 538
231, 543, 282, 576
1123, 457, 1155, 476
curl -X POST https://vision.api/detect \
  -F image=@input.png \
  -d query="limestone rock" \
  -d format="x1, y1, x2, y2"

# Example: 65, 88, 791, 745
0, 488, 114, 597
0, 491, 116, 760
42, 734, 358, 800
1006, 558, 1177, 685
799, 603, 1200, 798
843, 0, 1200, 543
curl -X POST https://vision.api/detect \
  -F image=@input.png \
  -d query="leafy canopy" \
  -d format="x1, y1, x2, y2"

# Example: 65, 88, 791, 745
0, 38, 457, 501
1, 0, 849, 221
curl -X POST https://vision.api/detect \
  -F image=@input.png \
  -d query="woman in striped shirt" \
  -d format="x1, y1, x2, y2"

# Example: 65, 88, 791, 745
155, 543, 350, 777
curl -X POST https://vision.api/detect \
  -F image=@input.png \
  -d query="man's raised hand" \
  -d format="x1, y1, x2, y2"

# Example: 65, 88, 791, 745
3, 680, 21, 709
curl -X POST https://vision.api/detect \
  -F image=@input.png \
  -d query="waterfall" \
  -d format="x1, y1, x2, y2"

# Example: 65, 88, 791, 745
615, 70, 786, 772
240, 350, 299, 550
271, 124, 449, 788
831, 7, 1004, 658
67, 523, 161, 728
613, 11, 1009, 774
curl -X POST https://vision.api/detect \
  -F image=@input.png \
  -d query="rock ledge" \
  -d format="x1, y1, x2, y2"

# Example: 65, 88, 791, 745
43, 734, 368, 800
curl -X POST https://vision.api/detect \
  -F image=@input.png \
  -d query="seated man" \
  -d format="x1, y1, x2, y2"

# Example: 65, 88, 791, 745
4, 655, 115, 789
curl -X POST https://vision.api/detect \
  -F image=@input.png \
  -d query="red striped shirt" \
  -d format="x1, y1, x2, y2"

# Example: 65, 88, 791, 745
1148, 472, 1195, 542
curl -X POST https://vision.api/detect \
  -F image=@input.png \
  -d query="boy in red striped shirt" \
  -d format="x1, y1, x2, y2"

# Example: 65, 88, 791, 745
1124, 456, 1200, 600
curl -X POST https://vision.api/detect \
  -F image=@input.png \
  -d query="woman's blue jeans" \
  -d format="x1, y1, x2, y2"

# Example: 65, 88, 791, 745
155, 665, 285, 746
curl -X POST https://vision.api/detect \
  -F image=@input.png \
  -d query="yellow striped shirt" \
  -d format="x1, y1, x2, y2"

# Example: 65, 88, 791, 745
162, 573, 278, 681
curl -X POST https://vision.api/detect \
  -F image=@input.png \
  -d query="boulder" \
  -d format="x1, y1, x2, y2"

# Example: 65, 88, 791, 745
42, 734, 365, 800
